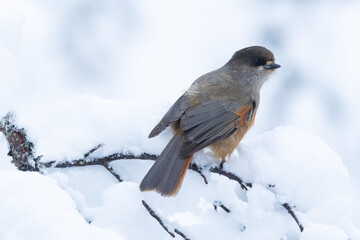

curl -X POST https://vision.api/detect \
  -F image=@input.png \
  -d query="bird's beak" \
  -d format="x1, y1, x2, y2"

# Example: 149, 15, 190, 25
264, 63, 281, 69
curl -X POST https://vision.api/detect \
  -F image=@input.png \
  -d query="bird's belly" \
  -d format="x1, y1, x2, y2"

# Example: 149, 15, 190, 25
209, 126, 248, 160
209, 111, 256, 161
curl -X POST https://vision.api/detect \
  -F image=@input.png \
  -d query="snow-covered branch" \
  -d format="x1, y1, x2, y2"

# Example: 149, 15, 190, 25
0, 112, 305, 235
0, 112, 39, 171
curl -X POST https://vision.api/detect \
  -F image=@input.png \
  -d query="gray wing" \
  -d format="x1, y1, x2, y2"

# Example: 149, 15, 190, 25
149, 93, 189, 138
179, 100, 249, 157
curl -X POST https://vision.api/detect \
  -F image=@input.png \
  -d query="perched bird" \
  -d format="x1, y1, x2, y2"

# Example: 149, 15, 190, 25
140, 46, 280, 196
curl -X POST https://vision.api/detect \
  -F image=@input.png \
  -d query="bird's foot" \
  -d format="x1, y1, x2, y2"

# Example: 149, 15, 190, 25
219, 159, 225, 170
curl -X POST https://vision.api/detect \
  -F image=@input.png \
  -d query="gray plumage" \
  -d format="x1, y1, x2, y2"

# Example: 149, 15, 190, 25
148, 94, 188, 138
140, 46, 280, 196
180, 100, 240, 157
139, 134, 189, 195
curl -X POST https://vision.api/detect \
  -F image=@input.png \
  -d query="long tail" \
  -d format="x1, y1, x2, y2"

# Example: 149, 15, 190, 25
139, 133, 193, 196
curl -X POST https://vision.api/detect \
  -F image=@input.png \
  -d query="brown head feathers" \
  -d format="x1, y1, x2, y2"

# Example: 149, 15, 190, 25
228, 46, 276, 68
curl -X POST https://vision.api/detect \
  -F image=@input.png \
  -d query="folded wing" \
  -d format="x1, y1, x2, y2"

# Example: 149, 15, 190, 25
148, 94, 188, 138
179, 100, 252, 157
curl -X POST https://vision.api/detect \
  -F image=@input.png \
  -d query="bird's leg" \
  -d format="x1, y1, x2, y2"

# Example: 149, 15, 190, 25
219, 158, 225, 169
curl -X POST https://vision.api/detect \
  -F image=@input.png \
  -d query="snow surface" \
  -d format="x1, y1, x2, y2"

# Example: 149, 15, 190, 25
1, 0, 360, 239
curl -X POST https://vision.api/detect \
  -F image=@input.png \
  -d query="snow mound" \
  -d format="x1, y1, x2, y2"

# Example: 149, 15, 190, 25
300, 223, 348, 240
0, 170, 125, 240
231, 126, 351, 211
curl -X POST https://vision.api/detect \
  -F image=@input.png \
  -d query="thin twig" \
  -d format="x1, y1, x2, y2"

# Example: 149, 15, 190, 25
103, 161, 123, 182
189, 163, 208, 184
142, 200, 190, 240
209, 166, 252, 190
174, 229, 191, 240
282, 203, 304, 232
83, 143, 104, 158
142, 200, 175, 238
46, 152, 158, 169
213, 201, 231, 213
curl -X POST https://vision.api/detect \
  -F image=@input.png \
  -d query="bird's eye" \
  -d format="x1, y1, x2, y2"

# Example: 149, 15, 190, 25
251, 57, 266, 66
251, 57, 259, 64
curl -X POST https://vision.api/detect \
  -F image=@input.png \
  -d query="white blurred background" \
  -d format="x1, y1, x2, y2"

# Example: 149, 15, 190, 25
1, 0, 360, 183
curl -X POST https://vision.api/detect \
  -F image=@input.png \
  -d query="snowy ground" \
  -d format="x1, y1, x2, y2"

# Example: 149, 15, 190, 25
1, 0, 360, 239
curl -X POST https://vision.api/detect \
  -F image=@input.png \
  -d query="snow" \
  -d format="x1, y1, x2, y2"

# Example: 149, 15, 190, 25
14, 95, 167, 160
0, 171, 125, 240
300, 224, 348, 240
230, 126, 351, 210
1, 0, 360, 239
